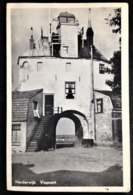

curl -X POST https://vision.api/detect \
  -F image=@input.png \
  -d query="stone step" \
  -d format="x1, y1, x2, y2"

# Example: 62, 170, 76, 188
26, 116, 51, 152
29, 142, 37, 145
27, 147, 36, 149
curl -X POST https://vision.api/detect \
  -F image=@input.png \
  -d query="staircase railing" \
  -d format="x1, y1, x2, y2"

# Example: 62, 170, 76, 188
53, 107, 63, 114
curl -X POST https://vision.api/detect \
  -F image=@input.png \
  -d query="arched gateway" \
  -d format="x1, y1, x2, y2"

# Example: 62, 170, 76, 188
37, 110, 90, 151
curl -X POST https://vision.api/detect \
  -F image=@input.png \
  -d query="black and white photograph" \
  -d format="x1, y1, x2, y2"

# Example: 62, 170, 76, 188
7, 3, 130, 192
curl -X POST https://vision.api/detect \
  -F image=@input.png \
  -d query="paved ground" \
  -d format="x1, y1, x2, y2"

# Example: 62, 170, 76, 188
12, 145, 122, 174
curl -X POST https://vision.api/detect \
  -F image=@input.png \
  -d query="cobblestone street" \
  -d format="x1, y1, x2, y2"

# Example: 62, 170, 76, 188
12, 146, 122, 174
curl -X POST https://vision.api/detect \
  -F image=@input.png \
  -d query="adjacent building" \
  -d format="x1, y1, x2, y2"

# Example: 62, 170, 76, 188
12, 89, 43, 153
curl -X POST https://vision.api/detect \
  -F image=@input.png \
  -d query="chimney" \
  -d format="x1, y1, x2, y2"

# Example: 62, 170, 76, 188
29, 27, 35, 50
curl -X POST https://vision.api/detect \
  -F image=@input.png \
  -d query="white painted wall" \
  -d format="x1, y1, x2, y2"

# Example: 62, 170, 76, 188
12, 122, 27, 153
18, 57, 92, 118
17, 56, 113, 141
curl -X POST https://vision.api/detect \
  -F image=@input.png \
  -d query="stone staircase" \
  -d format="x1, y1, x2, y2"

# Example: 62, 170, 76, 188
26, 115, 51, 152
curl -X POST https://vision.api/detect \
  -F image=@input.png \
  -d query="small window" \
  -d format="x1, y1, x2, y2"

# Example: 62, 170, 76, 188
66, 62, 71, 72
21, 61, 29, 69
68, 17, 75, 23
63, 46, 68, 54
96, 99, 103, 113
65, 82, 75, 99
12, 124, 21, 146
99, 64, 105, 74
37, 62, 43, 71
60, 17, 67, 23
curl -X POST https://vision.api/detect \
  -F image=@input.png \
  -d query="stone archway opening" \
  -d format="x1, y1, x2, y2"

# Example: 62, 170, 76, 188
54, 110, 87, 148
37, 109, 92, 151
56, 118, 76, 148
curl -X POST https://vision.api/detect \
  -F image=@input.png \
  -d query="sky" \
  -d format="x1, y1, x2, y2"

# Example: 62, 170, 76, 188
11, 7, 120, 89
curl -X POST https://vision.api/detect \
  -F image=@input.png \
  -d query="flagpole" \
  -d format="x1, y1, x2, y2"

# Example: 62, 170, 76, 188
91, 45, 96, 141
48, 8, 51, 42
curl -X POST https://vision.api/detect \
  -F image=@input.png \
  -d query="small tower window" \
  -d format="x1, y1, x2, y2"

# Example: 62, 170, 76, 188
65, 82, 75, 99
60, 17, 67, 23
99, 64, 105, 74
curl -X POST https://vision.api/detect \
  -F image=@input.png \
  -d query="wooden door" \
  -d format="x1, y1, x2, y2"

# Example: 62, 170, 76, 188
45, 95, 54, 115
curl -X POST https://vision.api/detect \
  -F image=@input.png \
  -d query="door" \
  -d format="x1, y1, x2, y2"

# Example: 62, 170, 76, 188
112, 119, 122, 142
45, 95, 54, 115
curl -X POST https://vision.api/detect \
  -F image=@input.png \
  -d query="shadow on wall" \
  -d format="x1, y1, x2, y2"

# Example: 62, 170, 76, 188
12, 163, 123, 186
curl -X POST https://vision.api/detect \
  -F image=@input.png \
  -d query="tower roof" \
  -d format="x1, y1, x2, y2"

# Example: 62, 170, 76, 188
86, 8, 94, 44
59, 12, 75, 18
88, 8, 92, 28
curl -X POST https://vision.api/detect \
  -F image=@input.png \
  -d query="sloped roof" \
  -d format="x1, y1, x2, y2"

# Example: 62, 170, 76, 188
93, 47, 109, 63
12, 98, 29, 122
95, 90, 121, 110
12, 89, 43, 122
79, 45, 109, 63
12, 89, 43, 99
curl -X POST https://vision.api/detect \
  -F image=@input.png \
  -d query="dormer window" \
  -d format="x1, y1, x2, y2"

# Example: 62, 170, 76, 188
65, 82, 75, 99
99, 64, 105, 74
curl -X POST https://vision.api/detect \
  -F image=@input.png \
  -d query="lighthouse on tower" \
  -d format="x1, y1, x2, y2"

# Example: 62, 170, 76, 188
54, 12, 79, 58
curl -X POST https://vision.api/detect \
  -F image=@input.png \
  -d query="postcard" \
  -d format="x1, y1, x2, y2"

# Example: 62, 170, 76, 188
7, 3, 130, 192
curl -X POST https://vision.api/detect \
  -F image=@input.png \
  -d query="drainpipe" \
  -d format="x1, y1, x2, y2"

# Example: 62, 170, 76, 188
91, 45, 96, 141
